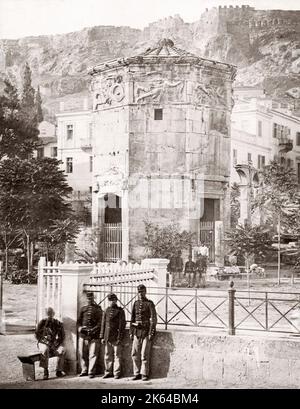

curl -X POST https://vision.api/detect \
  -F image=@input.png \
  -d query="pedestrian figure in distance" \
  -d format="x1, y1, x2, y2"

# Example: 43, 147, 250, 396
184, 254, 196, 288
35, 307, 65, 380
100, 293, 126, 379
167, 250, 184, 287
195, 255, 205, 288
130, 284, 157, 381
77, 291, 102, 378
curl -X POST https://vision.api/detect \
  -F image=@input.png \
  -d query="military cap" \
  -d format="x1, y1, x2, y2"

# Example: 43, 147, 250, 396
107, 293, 118, 301
137, 284, 147, 292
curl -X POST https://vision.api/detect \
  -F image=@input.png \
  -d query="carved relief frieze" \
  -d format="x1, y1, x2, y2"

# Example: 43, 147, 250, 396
192, 77, 227, 108
134, 78, 185, 103
93, 74, 125, 110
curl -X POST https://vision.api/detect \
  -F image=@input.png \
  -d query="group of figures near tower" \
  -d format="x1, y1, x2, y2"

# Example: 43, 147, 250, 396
167, 243, 209, 288
35, 285, 157, 381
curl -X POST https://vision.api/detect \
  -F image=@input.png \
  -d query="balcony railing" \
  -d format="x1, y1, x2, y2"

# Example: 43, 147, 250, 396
278, 137, 293, 153
67, 191, 92, 201
80, 138, 92, 150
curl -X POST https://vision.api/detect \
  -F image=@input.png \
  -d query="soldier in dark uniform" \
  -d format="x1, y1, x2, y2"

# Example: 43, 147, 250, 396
130, 284, 157, 381
100, 293, 126, 379
77, 292, 102, 378
184, 254, 196, 288
35, 307, 65, 380
167, 250, 184, 286
195, 256, 205, 288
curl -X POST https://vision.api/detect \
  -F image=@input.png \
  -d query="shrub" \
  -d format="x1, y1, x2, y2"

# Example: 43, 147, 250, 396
9, 268, 37, 284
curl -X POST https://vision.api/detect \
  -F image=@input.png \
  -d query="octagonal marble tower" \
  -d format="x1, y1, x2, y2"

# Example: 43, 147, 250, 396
89, 39, 236, 263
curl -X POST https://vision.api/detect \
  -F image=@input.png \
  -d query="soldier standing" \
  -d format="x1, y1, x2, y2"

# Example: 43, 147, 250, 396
130, 284, 157, 381
184, 254, 196, 288
167, 250, 184, 286
195, 256, 205, 288
77, 292, 102, 378
100, 293, 126, 379
35, 307, 65, 380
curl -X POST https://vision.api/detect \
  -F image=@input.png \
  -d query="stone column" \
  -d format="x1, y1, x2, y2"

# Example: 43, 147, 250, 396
60, 263, 93, 374
238, 183, 249, 226
215, 221, 224, 267
142, 258, 169, 326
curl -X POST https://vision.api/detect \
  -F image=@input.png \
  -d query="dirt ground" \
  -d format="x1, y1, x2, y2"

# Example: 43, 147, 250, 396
2, 282, 36, 332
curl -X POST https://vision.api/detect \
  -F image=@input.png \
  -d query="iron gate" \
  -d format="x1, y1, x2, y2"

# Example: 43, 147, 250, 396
199, 221, 215, 263
103, 223, 122, 262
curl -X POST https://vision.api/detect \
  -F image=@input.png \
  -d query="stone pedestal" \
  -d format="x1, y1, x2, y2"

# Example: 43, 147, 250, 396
60, 264, 93, 374
142, 258, 169, 325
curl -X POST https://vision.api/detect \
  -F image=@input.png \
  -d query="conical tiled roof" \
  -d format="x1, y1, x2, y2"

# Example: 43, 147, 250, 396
89, 38, 236, 77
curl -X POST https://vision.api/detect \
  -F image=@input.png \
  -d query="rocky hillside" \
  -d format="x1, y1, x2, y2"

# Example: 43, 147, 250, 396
0, 6, 299, 121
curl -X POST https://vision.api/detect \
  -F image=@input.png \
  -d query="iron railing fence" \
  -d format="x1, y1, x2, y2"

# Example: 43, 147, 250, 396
234, 289, 300, 334
83, 283, 300, 335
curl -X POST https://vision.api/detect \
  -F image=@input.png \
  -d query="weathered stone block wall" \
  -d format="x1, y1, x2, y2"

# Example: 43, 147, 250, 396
95, 330, 300, 388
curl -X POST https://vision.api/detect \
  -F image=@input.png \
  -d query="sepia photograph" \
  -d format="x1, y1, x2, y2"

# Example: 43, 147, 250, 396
0, 0, 300, 393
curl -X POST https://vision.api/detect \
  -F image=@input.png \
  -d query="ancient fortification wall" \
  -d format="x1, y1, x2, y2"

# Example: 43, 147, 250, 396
197, 5, 300, 39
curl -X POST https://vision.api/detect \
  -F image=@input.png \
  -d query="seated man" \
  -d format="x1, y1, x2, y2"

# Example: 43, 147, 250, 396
35, 307, 65, 380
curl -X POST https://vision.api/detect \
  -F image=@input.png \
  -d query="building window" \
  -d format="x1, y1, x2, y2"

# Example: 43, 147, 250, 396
51, 147, 57, 157
154, 109, 163, 120
248, 153, 252, 163
67, 124, 73, 140
66, 157, 73, 173
258, 120, 262, 137
89, 186, 92, 194
37, 147, 44, 158
258, 155, 266, 169
298, 163, 300, 184
296, 132, 300, 146
89, 156, 93, 173
233, 149, 238, 166
273, 123, 277, 138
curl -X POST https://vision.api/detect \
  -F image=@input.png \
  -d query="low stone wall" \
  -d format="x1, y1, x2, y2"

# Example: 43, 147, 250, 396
94, 330, 300, 388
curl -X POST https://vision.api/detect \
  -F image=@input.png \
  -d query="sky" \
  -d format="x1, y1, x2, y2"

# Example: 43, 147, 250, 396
0, 0, 299, 39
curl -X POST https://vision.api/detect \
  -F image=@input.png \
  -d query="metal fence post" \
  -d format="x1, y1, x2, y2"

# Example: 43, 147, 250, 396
265, 292, 268, 331
195, 288, 198, 327
165, 286, 168, 330
0, 261, 4, 335
228, 280, 236, 335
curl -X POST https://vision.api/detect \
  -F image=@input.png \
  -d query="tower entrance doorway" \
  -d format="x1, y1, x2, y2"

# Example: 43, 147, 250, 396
103, 194, 122, 262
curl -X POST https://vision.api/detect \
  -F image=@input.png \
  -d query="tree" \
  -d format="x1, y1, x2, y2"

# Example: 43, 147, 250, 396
253, 160, 300, 283
144, 221, 195, 258
226, 224, 272, 271
35, 86, 44, 123
0, 78, 39, 159
21, 62, 36, 125
230, 183, 240, 227
0, 157, 73, 272
38, 219, 80, 262
0, 222, 22, 277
